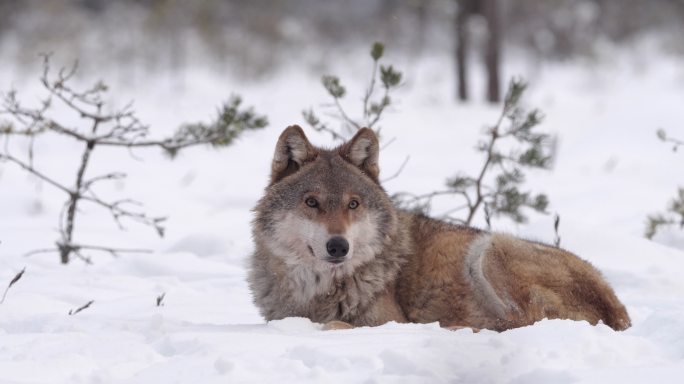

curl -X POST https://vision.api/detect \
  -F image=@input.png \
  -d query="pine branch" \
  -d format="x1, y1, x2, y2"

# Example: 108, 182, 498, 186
646, 130, 684, 240
646, 188, 684, 239
396, 78, 554, 226
303, 42, 402, 142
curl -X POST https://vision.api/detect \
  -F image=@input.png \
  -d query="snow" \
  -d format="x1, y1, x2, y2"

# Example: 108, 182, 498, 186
2, 44, 684, 383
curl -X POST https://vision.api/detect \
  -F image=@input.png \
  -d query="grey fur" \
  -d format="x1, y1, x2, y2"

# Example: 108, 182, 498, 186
248, 128, 411, 326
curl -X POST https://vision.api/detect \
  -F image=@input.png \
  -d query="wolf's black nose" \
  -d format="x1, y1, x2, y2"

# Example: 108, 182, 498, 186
326, 236, 349, 258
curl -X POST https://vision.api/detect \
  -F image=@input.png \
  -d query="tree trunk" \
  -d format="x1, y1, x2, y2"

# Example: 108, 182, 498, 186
455, 0, 470, 101
483, 0, 501, 103
414, 0, 428, 53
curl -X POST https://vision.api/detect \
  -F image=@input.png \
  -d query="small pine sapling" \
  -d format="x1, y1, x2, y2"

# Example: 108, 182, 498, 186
395, 78, 555, 226
303, 42, 403, 141
0, 55, 268, 264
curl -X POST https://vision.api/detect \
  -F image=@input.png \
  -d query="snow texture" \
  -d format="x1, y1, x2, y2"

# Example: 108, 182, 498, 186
1, 46, 684, 383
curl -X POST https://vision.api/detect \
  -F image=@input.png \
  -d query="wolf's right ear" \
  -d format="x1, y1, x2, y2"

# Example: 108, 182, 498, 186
270, 125, 318, 184
339, 128, 380, 182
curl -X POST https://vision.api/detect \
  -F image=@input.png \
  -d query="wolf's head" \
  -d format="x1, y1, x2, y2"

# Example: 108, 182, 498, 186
253, 125, 398, 274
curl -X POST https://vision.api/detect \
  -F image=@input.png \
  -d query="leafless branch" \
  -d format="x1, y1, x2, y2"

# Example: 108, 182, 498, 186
26, 244, 152, 260
381, 155, 410, 183
68, 299, 94, 315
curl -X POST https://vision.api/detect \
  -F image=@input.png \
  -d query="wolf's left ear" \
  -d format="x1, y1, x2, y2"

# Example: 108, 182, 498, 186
271, 125, 318, 184
340, 128, 380, 181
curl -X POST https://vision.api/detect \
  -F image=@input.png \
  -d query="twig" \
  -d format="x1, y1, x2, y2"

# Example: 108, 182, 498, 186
381, 155, 410, 183
464, 107, 508, 225
366, 87, 391, 130
554, 213, 561, 247
0, 152, 74, 195
156, 292, 166, 307
68, 300, 94, 315
25, 244, 152, 259
332, 97, 361, 133
657, 129, 684, 152
362, 58, 379, 121
0, 267, 26, 304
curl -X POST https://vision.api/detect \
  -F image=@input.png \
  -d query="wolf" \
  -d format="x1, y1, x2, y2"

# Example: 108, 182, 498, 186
247, 125, 631, 332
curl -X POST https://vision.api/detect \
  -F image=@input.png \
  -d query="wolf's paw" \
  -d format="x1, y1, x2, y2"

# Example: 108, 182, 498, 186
322, 320, 354, 331
445, 325, 481, 333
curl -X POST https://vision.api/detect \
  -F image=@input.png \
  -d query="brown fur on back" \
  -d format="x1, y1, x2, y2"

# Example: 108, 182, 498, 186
248, 126, 631, 332
397, 215, 631, 331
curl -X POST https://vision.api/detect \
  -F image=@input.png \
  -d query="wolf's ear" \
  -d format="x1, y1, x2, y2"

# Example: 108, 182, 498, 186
271, 125, 317, 184
340, 128, 380, 181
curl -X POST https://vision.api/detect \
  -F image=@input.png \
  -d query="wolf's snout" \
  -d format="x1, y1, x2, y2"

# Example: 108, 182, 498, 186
326, 236, 349, 260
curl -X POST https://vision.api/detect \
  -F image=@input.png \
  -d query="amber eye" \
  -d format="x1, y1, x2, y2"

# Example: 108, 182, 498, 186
305, 197, 318, 208
348, 199, 359, 209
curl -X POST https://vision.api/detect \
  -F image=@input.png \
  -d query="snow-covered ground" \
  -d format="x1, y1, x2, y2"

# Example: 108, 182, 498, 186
1, 44, 684, 383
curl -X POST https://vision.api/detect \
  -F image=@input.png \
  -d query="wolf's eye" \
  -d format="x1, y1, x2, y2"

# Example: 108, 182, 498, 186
348, 200, 359, 209
305, 197, 318, 208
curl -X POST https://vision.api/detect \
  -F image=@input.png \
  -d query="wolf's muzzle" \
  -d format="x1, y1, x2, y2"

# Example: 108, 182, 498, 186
326, 236, 349, 263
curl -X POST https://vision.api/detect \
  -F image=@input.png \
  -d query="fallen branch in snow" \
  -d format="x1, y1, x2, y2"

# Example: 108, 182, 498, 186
0, 267, 26, 304
0, 54, 267, 264
68, 300, 94, 315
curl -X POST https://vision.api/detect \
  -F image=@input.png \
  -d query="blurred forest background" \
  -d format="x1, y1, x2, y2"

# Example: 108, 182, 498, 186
1, 0, 683, 258
2, 0, 683, 94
